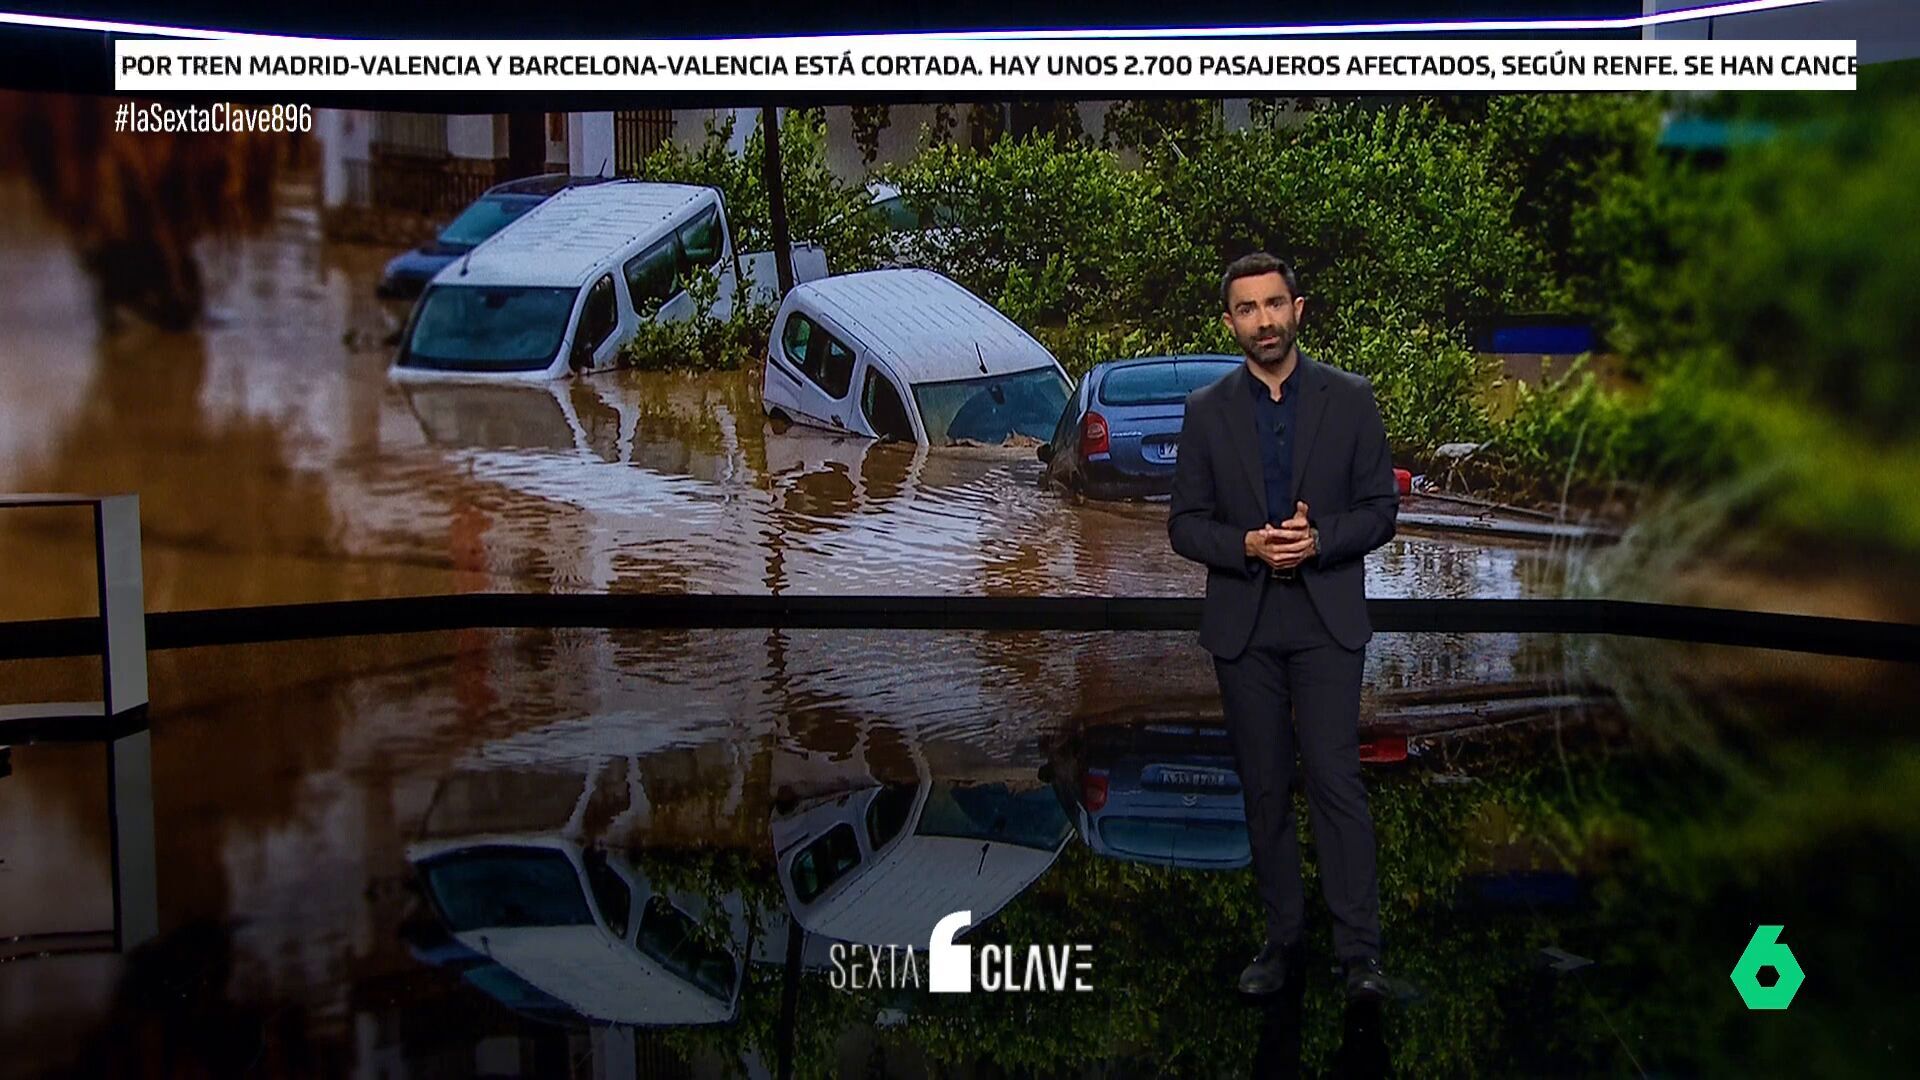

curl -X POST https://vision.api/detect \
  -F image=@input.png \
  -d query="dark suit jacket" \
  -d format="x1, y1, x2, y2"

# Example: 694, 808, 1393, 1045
1168, 353, 1398, 658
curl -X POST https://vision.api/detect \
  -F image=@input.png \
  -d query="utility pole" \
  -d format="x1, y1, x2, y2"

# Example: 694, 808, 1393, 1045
761, 105, 795, 297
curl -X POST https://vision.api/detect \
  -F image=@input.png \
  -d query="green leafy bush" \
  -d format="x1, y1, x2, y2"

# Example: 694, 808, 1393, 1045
634, 110, 892, 277
617, 268, 775, 372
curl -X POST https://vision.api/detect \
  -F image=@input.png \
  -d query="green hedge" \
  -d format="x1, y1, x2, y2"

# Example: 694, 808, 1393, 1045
618, 82, 1920, 549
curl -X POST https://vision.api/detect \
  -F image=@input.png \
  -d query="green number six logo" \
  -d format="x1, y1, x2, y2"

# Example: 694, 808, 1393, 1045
1730, 925, 1804, 1010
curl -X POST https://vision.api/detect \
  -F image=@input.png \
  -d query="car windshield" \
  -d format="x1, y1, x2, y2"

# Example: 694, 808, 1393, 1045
636, 896, 737, 1002
402, 285, 577, 372
916, 782, 1071, 851
1098, 360, 1241, 407
913, 366, 1071, 445
437, 196, 538, 248
1096, 818, 1250, 862
420, 847, 592, 933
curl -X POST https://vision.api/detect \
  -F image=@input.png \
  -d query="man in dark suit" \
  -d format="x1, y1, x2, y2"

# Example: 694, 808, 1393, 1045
1168, 252, 1398, 1001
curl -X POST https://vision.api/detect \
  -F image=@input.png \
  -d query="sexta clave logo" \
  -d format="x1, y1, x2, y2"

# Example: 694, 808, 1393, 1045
828, 911, 1094, 993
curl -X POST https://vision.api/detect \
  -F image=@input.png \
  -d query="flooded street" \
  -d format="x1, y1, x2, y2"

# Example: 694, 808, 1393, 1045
2, 629, 1916, 1076
0, 175, 1551, 623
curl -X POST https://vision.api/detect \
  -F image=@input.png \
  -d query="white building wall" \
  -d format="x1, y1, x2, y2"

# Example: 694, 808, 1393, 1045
569, 112, 617, 176
445, 114, 501, 160
1645, 0, 1919, 62
668, 108, 759, 156
316, 109, 372, 209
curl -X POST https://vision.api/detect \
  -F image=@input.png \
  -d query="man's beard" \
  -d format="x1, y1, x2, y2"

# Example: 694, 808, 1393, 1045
1240, 322, 1296, 366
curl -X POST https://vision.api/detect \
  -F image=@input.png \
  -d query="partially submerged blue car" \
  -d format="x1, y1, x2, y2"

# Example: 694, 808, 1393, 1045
1039, 354, 1242, 499
1043, 724, 1251, 871
376, 173, 615, 304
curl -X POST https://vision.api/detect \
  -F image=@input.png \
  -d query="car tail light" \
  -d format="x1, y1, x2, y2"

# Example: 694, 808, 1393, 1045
1080, 412, 1110, 457
1081, 772, 1109, 811
1359, 736, 1408, 764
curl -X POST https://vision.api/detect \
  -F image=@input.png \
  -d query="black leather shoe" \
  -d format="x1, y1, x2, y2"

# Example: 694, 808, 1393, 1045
1344, 957, 1391, 1001
1238, 940, 1293, 995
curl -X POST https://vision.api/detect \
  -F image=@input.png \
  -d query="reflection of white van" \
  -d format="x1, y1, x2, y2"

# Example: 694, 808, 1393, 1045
400, 380, 638, 461
769, 764, 1072, 948
761, 269, 1072, 445
392, 180, 826, 382
405, 765, 749, 1027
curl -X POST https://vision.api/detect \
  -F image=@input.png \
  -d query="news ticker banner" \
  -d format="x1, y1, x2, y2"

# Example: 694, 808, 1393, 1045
115, 39, 1857, 93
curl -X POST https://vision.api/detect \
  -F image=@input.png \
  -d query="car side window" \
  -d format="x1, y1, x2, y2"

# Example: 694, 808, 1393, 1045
781, 314, 855, 399
577, 274, 617, 356
1049, 382, 1081, 450
817, 339, 855, 399
676, 204, 722, 274
865, 785, 915, 849
861, 367, 915, 442
781, 314, 813, 374
581, 848, 631, 939
624, 237, 678, 314
790, 823, 860, 903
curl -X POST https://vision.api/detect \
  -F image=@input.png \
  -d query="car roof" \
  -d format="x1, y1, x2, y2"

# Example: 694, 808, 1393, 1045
789, 269, 1059, 386
471, 926, 737, 1026
797, 834, 1062, 947
485, 173, 617, 197
436, 180, 714, 290
1089, 353, 1242, 376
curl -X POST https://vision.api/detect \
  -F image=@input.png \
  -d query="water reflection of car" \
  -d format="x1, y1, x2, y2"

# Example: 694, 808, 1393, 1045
762, 269, 1071, 446
400, 908, 584, 1026
399, 380, 635, 463
1043, 724, 1252, 870
770, 764, 1072, 947
405, 764, 749, 1027
761, 427, 925, 531
1039, 355, 1241, 499
376, 173, 615, 306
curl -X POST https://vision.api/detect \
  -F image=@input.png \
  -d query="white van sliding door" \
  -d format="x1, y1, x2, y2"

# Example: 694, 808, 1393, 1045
857, 362, 917, 442
570, 273, 622, 373
772, 312, 858, 431
624, 202, 731, 326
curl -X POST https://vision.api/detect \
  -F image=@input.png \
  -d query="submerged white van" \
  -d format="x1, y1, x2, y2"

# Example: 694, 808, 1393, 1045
761, 269, 1072, 445
770, 763, 1072, 948
406, 763, 751, 1027
392, 179, 826, 382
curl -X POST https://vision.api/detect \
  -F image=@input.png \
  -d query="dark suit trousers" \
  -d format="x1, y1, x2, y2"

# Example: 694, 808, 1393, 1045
1215, 575, 1382, 962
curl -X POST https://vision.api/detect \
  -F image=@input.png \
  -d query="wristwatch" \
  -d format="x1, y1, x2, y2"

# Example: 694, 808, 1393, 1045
1309, 525, 1321, 563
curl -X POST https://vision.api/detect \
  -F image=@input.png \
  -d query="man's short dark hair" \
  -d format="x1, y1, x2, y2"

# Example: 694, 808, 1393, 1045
1221, 253, 1301, 311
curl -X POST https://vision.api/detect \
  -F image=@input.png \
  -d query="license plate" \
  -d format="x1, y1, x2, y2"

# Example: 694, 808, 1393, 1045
1143, 764, 1238, 792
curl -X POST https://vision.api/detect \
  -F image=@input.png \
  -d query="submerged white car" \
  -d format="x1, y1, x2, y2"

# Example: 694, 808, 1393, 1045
770, 760, 1072, 949
392, 179, 826, 382
761, 269, 1071, 445
406, 764, 750, 1027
